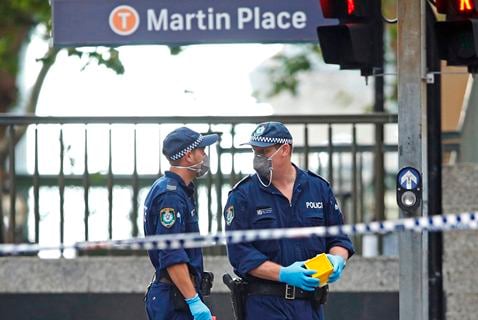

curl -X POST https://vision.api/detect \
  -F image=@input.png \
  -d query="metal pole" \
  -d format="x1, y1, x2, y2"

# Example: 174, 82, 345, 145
398, 0, 428, 319
374, 7, 385, 254
8, 125, 16, 243
426, 3, 444, 319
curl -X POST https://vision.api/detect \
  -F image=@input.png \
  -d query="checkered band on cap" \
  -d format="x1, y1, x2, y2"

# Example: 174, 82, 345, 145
169, 135, 204, 160
250, 136, 293, 145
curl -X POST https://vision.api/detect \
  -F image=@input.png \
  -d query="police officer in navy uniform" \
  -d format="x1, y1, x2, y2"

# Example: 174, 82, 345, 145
144, 127, 218, 320
224, 122, 355, 320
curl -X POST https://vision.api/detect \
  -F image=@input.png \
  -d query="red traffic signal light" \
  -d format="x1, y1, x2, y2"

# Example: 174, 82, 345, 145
319, 23, 376, 67
435, 0, 478, 72
436, 0, 478, 15
436, 19, 478, 71
317, 0, 383, 76
460, 0, 475, 12
320, 0, 369, 19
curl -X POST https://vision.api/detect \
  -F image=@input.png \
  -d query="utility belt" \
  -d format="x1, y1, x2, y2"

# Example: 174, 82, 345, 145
223, 274, 328, 320
248, 281, 328, 302
154, 271, 214, 296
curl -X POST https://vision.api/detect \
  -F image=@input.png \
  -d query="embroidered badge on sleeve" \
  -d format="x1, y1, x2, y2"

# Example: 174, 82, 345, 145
225, 205, 235, 226
160, 208, 176, 228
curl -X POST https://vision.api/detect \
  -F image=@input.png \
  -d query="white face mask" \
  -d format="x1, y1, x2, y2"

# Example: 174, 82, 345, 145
253, 145, 284, 187
173, 154, 210, 178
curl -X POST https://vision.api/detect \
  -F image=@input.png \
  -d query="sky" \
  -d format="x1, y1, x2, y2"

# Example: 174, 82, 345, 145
18, 26, 283, 117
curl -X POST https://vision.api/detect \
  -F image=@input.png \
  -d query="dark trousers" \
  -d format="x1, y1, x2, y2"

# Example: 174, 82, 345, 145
245, 294, 324, 320
144, 282, 193, 320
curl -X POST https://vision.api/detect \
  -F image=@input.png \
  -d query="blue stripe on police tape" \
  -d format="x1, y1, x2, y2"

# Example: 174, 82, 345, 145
0, 212, 477, 255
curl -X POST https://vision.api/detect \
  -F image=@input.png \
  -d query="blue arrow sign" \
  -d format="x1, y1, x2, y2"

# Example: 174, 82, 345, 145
398, 167, 421, 190
52, 0, 337, 47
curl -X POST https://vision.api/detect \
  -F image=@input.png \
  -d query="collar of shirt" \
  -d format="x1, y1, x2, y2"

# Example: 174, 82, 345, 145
164, 171, 195, 196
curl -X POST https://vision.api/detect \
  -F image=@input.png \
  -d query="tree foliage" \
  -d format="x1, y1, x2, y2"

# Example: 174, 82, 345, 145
264, 44, 321, 97
0, 1, 129, 244
0, 0, 125, 114
0, 0, 127, 156
257, 0, 398, 101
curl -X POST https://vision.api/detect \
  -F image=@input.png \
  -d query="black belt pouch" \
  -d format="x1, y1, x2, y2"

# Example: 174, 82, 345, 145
170, 286, 189, 312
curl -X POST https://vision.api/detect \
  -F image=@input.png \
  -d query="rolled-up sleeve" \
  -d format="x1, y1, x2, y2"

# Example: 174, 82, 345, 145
325, 186, 355, 258
153, 194, 190, 270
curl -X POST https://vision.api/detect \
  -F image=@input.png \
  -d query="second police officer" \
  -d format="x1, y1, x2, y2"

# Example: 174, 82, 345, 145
144, 127, 218, 320
224, 122, 355, 320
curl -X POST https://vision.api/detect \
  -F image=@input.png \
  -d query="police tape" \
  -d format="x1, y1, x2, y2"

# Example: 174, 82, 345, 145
0, 211, 477, 255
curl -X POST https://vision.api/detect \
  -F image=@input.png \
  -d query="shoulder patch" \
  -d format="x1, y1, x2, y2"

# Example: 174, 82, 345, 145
165, 178, 178, 192
166, 183, 177, 191
225, 205, 235, 226
231, 174, 253, 191
160, 208, 176, 228
307, 170, 330, 185
155, 177, 179, 196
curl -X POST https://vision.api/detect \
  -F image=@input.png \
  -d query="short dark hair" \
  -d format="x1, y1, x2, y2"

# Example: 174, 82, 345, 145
169, 158, 182, 166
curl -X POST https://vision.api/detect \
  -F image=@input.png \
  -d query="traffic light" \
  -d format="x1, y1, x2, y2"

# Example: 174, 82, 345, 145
435, 0, 478, 73
317, 0, 383, 76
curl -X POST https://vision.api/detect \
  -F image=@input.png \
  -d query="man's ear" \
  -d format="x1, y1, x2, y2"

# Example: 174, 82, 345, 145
184, 150, 194, 164
283, 144, 292, 156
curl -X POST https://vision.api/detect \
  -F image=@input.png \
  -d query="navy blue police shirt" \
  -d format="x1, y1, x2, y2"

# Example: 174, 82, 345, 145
224, 165, 355, 279
143, 171, 203, 286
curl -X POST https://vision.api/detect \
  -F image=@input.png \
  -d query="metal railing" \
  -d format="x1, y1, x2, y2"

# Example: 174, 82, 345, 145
0, 113, 418, 255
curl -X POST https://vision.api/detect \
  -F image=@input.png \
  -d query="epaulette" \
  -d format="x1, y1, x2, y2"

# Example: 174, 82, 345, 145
164, 177, 178, 192
231, 174, 252, 191
307, 170, 330, 185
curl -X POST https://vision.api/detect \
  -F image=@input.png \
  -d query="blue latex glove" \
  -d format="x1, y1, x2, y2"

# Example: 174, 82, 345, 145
279, 261, 320, 291
327, 254, 346, 283
185, 294, 212, 320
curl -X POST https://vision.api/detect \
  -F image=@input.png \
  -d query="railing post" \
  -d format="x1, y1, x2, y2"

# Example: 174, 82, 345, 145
327, 124, 334, 185
206, 124, 214, 233
33, 126, 40, 243
108, 126, 113, 240
374, 121, 385, 254
131, 126, 139, 238
8, 125, 16, 243
352, 124, 361, 253
157, 125, 162, 176
215, 132, 223, 232
83, 125, 90, 241
304, 124, 309, 170
59, 126, 65, 253
0, 127, 5, 244
230, 125, 236, 185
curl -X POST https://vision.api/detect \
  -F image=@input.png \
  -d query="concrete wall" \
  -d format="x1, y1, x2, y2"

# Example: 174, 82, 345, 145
0, 255, 398, 294
458, 79, 478, 162
442, 165, 478, 320
0, 256, 398, 320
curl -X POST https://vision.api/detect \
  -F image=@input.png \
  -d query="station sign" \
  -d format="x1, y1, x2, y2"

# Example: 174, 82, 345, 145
52, 0, 336, 46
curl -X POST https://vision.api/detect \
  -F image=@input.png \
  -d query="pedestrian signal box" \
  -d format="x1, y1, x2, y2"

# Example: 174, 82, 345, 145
396, 167, 422, 216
